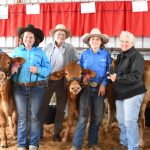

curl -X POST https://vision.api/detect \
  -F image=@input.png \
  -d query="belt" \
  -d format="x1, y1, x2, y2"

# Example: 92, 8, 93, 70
89, 82, 100, 88
14, 80, 48, 87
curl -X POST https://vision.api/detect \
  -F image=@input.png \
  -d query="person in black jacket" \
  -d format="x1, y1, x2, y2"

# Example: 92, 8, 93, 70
108, 31, 146, 150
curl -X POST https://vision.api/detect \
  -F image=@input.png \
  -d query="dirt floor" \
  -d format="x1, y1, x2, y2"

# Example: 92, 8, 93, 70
1, 119, 150, 150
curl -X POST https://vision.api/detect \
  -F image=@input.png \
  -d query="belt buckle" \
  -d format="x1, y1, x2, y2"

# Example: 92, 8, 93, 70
90, 82, 98, 88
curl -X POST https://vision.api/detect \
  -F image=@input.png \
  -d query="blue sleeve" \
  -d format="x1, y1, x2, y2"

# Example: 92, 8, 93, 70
79, 52, 84, 68
37, 51, 51, 77
101, 52, 112, 86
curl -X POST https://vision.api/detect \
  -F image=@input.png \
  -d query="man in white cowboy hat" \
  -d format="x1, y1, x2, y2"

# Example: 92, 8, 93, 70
70, 28, 111, 150
41, 24, 79, 142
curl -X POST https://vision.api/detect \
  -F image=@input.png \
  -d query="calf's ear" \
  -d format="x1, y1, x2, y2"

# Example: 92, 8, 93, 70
82, 69, 96, 78
49, 70, 65, 80
12, 57, 25, 65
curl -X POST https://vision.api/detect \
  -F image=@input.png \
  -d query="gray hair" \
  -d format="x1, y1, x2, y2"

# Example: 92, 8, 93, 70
120, 31, 135, 44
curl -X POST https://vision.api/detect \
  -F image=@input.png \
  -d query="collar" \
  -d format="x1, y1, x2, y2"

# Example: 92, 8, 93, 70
52, 41, 66, 55
53, 41, 66, 49
89, 47, 103, 54
20, 45, 36, 51
121, 46, 135, 57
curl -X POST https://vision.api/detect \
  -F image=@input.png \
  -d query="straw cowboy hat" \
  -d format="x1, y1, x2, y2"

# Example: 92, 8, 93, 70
50, 24, 71, 38
17, 24, 44, 43
82, 28, 109, 44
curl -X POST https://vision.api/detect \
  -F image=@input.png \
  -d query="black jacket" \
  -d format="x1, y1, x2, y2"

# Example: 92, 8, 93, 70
113, 46, 146, 99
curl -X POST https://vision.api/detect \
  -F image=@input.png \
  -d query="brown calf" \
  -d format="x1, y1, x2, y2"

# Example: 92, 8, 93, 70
49, 62, 96, 142
105, 60, 150, 148
0, 52, 25, 148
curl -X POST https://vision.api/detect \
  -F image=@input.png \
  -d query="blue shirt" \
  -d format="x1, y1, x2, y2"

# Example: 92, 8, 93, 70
80, 48, 112, 86
11, 45, 51, 83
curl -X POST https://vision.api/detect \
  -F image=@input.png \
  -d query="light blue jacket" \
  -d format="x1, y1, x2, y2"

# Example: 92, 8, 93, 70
11, 45, 51, 83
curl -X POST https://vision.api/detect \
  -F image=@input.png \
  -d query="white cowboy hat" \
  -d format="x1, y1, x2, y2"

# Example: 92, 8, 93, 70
50, 24, 71, 39
82, 28, 109, 44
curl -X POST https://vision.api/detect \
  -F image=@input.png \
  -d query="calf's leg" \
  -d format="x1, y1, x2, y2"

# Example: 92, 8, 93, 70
105, 98, 116, 132
139, 93, 150, 148
62, 105, 75, 142
0, 110, 7, 148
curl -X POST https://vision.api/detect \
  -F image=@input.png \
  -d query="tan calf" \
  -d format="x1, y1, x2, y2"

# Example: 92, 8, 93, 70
50, 62, 96, 142
0, 52, 25, 148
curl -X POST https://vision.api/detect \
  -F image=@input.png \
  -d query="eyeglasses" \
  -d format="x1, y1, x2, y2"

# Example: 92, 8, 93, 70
55, 33, 66, 37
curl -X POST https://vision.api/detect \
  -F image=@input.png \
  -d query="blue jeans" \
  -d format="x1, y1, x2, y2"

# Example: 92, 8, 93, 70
116, 93, 144, 150
72, 87, 104, 149
13, 85, 44, 148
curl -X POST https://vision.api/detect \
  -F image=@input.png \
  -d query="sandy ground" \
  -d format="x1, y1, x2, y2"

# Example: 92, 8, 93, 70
1, 119, 150, 150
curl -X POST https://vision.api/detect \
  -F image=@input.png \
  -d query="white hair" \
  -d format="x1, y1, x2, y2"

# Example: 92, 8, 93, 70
120, 31, 135, 44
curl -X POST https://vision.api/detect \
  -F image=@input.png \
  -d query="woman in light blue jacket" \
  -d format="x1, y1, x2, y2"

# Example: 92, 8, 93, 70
11, 24, 51, 150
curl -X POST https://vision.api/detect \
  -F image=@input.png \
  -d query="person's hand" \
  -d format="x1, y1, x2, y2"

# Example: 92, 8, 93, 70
30, 66, 38, 74
83, 74, 90, 85
107, 73, 117, 82
11, 62, 20, 74
98, 84, 105, 96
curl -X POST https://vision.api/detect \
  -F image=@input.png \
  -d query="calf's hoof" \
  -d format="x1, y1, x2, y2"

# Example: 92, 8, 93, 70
1, 144, 7, 148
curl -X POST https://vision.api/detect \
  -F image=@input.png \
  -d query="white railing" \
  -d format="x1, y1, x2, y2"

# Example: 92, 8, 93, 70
0, 36, 150, 49
2, 46, 150, 60
0, 0, 133, 5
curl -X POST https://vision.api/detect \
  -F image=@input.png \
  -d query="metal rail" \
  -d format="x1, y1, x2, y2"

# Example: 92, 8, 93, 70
1, 47, 150, 59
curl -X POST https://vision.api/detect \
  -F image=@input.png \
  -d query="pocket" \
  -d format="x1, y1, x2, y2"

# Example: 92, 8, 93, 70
32, 54, 42, 65
99, 61, 106, 68
83, 60, 93, 69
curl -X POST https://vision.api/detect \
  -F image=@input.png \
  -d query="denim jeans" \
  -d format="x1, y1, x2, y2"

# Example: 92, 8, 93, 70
72, 87, 104, 149
13, 84, 44, 148
116, 93, 144, 150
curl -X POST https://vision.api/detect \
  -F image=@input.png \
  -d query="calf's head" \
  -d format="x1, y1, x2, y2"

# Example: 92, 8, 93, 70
50, 62, 96, 94
0, 52, 25, 82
